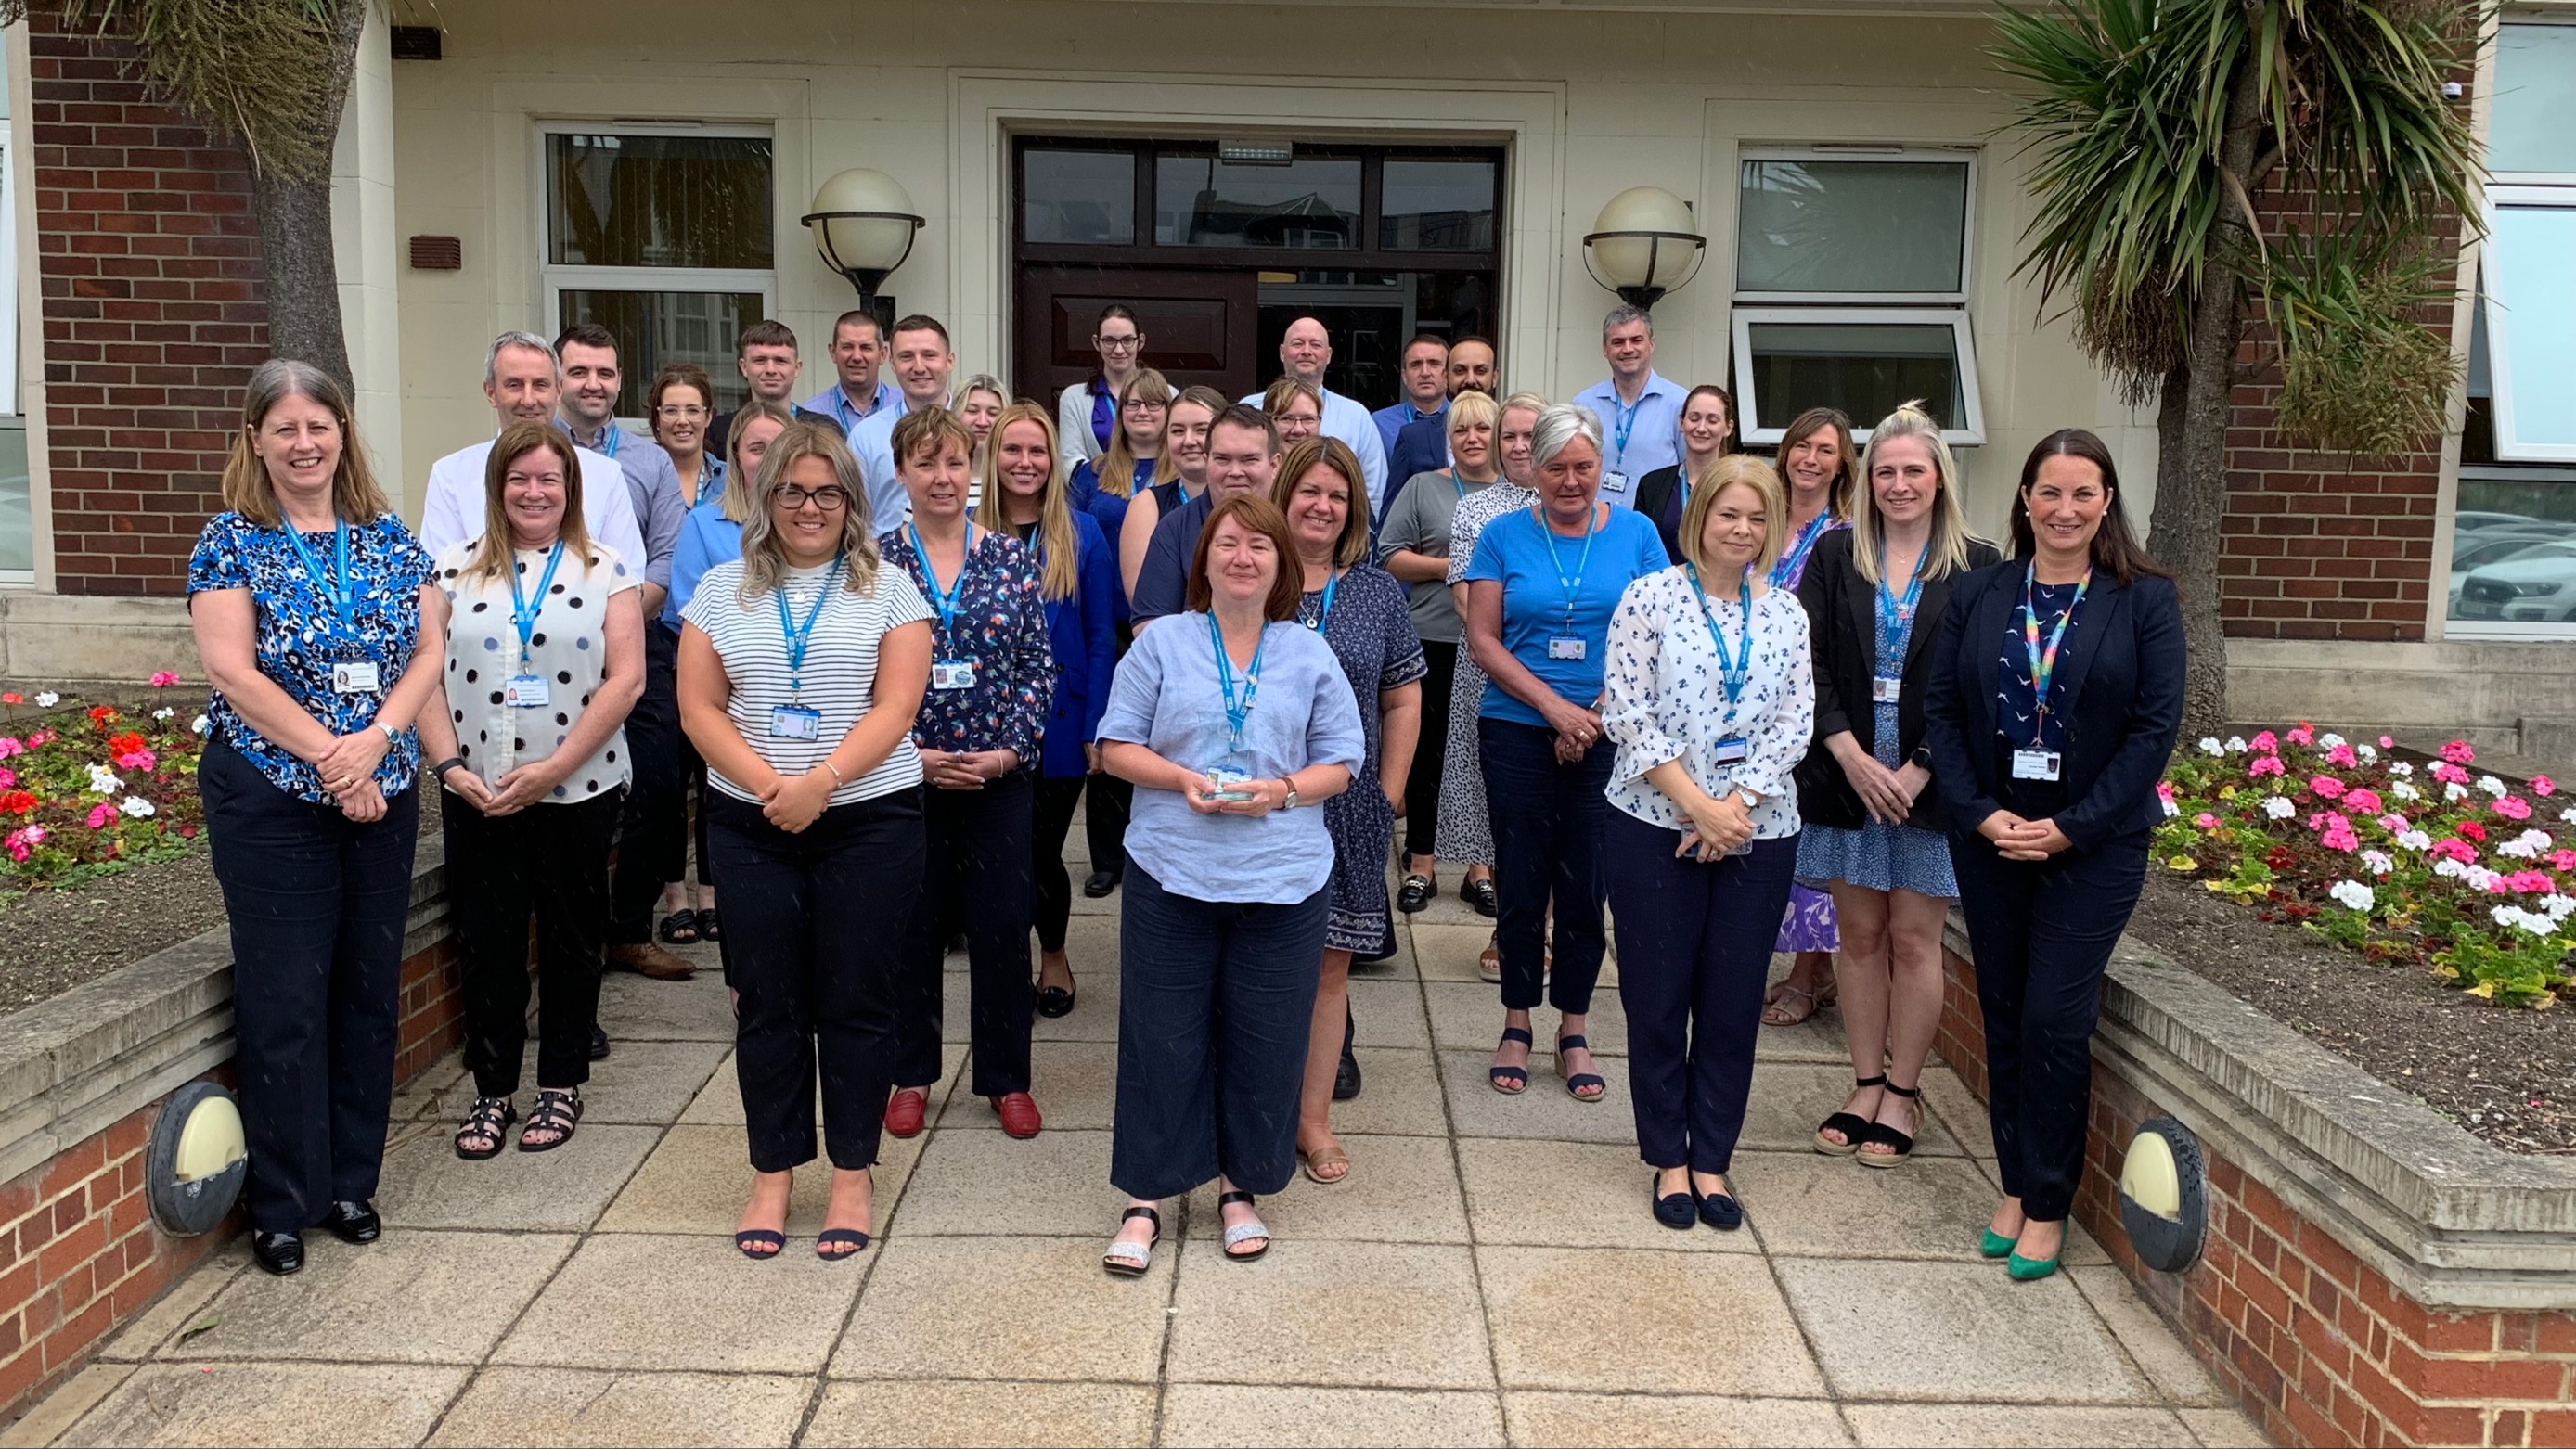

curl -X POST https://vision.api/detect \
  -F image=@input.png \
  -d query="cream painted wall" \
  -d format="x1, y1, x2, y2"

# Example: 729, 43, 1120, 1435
387, 0, 2155, 530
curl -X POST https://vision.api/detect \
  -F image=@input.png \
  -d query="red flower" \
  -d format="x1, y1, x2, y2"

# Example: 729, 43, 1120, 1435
0, 693, 19, 704
107, 731, 147, 758
0, 790, 37, 815
86, 706, 116, 724
2457, 820, 2488, 842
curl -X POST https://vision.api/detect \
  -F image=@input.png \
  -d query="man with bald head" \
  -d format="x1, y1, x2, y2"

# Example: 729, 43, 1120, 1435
1240, 316, 1389, 515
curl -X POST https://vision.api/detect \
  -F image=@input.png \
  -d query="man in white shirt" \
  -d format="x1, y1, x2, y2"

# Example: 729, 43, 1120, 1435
419, 331, 652, 614
1570, 305, 1685, 509
800, 309, 903, 445
850, 314, 958, 528
1239, 315, 1390, 516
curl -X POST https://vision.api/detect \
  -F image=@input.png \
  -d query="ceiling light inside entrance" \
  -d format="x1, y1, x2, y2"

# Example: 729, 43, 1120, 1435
1219, 138, 1294, 166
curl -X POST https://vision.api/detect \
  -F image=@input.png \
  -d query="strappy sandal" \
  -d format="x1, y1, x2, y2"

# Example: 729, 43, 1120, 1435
1488, 1026, 1533, 1094
1762, 977, 1839, 1027
1463, 878, 1499, 917
1555, 1032, 1606, 1102
817, 1228, 870, 1260
657, 908, 702, 945
1217, 1190, 1269, 1262
518, 1088, 582, 1153
1397, 874, 1436, 913
1102, 1205, 1160, 1277
1814, 1075, 1886, 1157
735, 1229, 784, 1261
1856, 1081, 1920, 1168
1300, 1144, 1352, 1186
454, 1096, 515, 1160
698, 908, 723, 942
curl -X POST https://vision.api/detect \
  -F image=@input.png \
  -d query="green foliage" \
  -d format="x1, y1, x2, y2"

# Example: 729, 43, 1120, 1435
2264, 231, 2461, 458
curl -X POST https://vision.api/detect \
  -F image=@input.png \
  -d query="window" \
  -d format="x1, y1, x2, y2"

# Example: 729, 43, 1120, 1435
2482, 191, 2576, 463
1154, 153, 1361, 249
1729, 150, 1983, 445
1381, 158, 1497, 251
540, 128, 775, 417
0, 32, 25, 586
1022, 148, 1136, 245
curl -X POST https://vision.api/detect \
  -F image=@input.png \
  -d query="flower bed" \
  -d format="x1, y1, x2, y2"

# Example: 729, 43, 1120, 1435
0, 674, 206, 891
2157, 724, 2576, 1008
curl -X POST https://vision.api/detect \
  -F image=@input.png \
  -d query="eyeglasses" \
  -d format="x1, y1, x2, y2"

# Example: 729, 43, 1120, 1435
1094, 334, 1142, 351
1121, 400, 1167, 415
776, 485, 852, 512
655, 404, 710, 419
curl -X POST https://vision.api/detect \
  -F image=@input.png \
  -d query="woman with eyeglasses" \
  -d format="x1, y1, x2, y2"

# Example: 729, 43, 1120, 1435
1118, 386, 1226, 604
649, 364, 724, 509
1264, 378, 1324, 450
1058, 303, 1151, 470
677, 422, 934, 1262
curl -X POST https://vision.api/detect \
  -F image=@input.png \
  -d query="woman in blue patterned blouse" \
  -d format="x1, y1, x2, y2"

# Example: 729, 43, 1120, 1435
878, 407, 1060, 1142
187, 359, 443, 1277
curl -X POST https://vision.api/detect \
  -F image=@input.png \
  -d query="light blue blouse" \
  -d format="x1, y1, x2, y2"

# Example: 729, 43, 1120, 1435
663, 502, 742, 631
1095, 612, 1367, 904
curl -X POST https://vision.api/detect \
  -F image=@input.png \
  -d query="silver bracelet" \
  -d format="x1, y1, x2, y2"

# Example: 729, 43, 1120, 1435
822, 760, 846, 787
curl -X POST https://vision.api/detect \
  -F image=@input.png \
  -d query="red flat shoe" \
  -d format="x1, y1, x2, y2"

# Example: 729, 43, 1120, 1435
993, 1091, 1042, 1139
883, 1087, 930, 1139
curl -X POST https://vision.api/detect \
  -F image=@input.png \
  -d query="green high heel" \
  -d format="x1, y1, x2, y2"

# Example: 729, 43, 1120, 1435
2006, 1250, 2062, 1281
1979, 1227, 2016, 1260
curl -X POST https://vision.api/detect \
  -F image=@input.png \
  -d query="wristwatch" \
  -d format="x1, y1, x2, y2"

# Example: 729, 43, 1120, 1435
1282, 781, 1300, 811
377, 722, 401, 744
1910, 745, 1934, 770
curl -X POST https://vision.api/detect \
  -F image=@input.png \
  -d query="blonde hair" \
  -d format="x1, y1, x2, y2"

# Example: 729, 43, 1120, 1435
1158, 385, 1230, 487
1270, 435, 1372, 569
1850, 401, 1977, 587
1262, 376, 1322, 420
1445, 391, 1500, 448
220, 359, 392, 528
719, 398, 797, 525
465, 422, 595, 583
734, 422, 883, 599
1094, 367, 1169, 499
1680, 455, 1785, 582
974, 403, 1082, 602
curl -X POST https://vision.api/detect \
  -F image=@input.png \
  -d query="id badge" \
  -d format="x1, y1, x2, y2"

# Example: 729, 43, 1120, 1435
1204, 764, 1255, 802
1546, 635, 1588, 661
769, 704, 822, 741
330, 660, 381, 695
1711, 736, 1749, 765
932, 660, 978, 691
2011, 748, 2062, 782
1600, 470, 1630, 495
502, 674, 550, 709
1872, 675, 1901, 704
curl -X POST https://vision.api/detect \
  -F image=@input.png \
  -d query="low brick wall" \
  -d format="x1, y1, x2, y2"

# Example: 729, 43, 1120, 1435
1937, 941, 2576, 1448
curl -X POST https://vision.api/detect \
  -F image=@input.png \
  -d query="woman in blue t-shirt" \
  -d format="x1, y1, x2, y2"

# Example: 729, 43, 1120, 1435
1462, 404, 1671, 1104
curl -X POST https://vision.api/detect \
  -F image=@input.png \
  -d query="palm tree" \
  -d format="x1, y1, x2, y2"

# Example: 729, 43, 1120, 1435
1993, 0, 2482, 733
7, 0, 370, 391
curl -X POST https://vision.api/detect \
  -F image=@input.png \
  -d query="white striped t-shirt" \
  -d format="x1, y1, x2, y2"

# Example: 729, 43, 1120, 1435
680, 557, 933, 806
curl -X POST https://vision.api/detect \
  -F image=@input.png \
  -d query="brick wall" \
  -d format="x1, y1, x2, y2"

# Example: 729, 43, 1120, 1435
24, 10, 264, 597
1939, 947, 2576, 1448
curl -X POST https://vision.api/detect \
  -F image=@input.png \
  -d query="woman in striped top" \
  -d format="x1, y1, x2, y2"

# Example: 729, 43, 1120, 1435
677, 422, 934, 1263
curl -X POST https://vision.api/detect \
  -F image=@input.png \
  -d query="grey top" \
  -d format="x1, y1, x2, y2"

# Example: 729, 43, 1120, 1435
1095, 611, 1367, 904
1377, 468, 1500, 645
572, 424, 687, 596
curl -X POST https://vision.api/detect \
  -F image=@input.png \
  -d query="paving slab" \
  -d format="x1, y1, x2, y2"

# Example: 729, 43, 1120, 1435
2070, 1267, 2232, 1406
1775, 1258, 2153, 1405
801, 1379, 1155, 1446
170, 1230, 572, 1365
1157, 1385, 1505, 1447
1456, 1138, 1760, 1253
1914, 1065, 1996, 1160
1737, 1151, 2008, 1261
1842, 1404, 2196, 1446
2177, 1406, 2272, 1447
1166, 1239, 1490, 1390
1421, 981, 1629, 1057
595, 1123, 924, 1237
1179, 1134, 1469, 1244
494, 1232, 864, 1375
1436, 1050, 1635, 1144
831, 1236, 1173, 1383
576, 1038, 733, 1124
892, 1127, 1123, 1237
426, 1368, 811, 1446
58, 1362, 470, 1447
935, 1039, 1117, 1131
1326, 1046, 1450, 1137
1501, 1391, 1853, 1447
388, 1051, 470, 1123
1410, 922, 1499, 983
374, 1122, 661, 1231
1477, 1246, 1824, 1397
1, 1365, 132, 1449
1348, 978, 1431, 1049
595, 970, 738, 1041
93, 1239, 248, 1361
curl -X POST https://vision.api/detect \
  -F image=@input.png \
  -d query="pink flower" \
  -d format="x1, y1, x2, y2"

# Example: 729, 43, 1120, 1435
2248, 756, 2286, 779
113, 748, 155, 772
2495, 796, 2532, 821
2505, 869, 2555, 894
2441, 739, 2477, 764
2379, 736, 2396, 749
0, 769, 11, 791
2250, 731, 2279, 754
2532, 775, 2557, 798
2287, 724, 2315, 747
2311, 776, 2348, 801
0, 738, 20, 760
2376, 813, 2408, 833
147, 671, 180, 688
2432, 762, 2468, 786
2321, 827, 2360, 853
2551, 849, 2576, 874
2157, 780, 2176, 801
2325, 743, 2357, 767
2342, 789, 2382, 815
2427, 839, 2479, 864
2195, 813, 2220, 829
85, 802, 114, 830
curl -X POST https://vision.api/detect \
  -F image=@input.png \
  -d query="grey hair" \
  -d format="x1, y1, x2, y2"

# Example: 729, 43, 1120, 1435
1531, 404, 1604, 470
1601, 305, 1654, 342
484, 330, 557, 387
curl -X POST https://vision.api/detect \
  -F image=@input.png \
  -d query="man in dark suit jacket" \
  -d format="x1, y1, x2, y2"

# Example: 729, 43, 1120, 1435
705, 318, 833, 459
1377, 337, 1499, 524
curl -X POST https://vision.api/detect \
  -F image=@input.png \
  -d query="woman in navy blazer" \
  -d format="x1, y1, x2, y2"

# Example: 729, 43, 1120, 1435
981, 404, 1118, 1018
1921, 428, 2183, 1284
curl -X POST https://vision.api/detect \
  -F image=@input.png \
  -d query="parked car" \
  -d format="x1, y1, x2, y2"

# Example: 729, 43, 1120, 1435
2456, 542, 2576, 622
2450, 528, 2576, 610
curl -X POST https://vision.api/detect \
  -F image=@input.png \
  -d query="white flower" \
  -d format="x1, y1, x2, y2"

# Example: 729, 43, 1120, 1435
2224, 736, 2248, 754
84, 763, 121, 795
2262, 796, 2297, 820
2445, 782, 2472, 803
2321, 732, 2346, 749
33, 691, 58, 708
118, 795, 154, 819
2478, 775, 2509, 799
2358, 744, 2378, 764
2543, 894, 2576, 921
2516, 829, 2552, 852
2197, 737, 2224, 757
2391, 781, 2422, 802
151, 707, 174, 722
2162, 795, 2181, 818
2497, 837, 2541, 860
189, 714, 211, 737
2396, 829, 2432, 852
2360, 850, 2394, 877
2433, 857, 2467, 879
2465, 865, 2502, 891
2328, 879, 2374, 912
2388, 761, 2414, 777
2492, 905, 2556, 939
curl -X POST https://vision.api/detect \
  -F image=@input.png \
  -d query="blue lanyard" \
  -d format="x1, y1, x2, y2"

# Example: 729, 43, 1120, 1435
1608, 387, 1649, 469
1090, 379, 1116, 449
1876, 546, 1926, 653
2019, 564, 2091, 724
775, 555, 843, 695
591, 424, 622, 460
696, 458, 725, 507
506, 542, 567, 669
1304, 568, 1342, 632
1684, 563, 1755, 710
1448, 468, 1468, 501
1207, 612, 1267, 753
1771, 513, 1835, 589
278, 519, 356, 636
908, 522, 974, 640
1537, 504, 1601, 633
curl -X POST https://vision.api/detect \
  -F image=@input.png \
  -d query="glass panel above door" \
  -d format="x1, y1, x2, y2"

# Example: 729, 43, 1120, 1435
1155, 154, 1361, 249
547, 134, 772, 269
1023, 148, 1136, 244
1381, 158, 1497, 250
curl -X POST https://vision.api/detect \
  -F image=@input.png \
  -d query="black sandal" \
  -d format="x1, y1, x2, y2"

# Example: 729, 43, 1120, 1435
518, 1088, 583, 1153
1217, 1190, 1270, 1262
1102, 1205, 1159, 1276
1463, 878, 1499, 917
1397, 874, 1436, 913
454, 1096, 515, 1160
1856, 1081, 1919, 1168
1814, 1074, 1885, 1158
697, 908, 722, 942
657, 908, 702, 944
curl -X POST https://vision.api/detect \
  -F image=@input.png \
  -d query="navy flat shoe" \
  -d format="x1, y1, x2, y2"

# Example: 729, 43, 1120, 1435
1698, 1190, 1745, 1231
1651, 1177, 1697, 1230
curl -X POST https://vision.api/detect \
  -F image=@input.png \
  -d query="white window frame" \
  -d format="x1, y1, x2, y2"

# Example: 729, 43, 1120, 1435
1731, 147, 1977, 305
1731, 305, 1986, 447
534, 122, 778, 425
2481, 186, 2576, 465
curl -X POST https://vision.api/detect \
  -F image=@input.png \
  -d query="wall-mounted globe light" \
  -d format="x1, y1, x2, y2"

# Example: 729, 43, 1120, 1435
803, 168, 926, 317
1581, 186, 1707, 312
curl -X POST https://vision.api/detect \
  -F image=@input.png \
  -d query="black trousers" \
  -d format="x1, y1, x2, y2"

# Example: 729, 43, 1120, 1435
1403, 638, 1457, 860
1607, 814, 1798, 1173
710, 788, 920, 1172
1949, 827, 2150, 1223
1110, 864, 1327, 1201
1480, 717, 1613, 1013
444, 789, 623, 1098
609, 622, 685, 942
200, 738, 417, 1235
1032, 774, 1088, 954
894, 772, 1035, 1096
1083, 622, 1135, 877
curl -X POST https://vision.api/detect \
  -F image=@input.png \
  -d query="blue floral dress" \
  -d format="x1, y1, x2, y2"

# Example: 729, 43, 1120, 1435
1794, 566, 1960, 898
1305, 563, 1428, 954
877, 524, 1058, 762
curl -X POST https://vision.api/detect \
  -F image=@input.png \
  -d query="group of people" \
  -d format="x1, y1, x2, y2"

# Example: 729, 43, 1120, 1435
186, 300, 2182, 1289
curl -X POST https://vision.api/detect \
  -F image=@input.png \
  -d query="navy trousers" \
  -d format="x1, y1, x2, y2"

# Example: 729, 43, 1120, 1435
892, 772, 1035, 1096
1607, 814, 1799, 1174
608, 622, 685, 943
1479, 717, 1613, 1013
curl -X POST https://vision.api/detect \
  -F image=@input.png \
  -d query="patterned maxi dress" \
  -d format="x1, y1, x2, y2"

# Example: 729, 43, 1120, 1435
1432, 482, 1536, 866
1304, 563, 1428, 954
1771, 515, 1845, 953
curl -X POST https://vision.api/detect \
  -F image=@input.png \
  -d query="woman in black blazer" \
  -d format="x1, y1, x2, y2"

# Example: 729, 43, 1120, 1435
1922, 428, 2183, 1284
1793, 404, 2001, 1170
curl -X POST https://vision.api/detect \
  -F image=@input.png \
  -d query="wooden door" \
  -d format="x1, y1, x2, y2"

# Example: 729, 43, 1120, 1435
1013, 266, 1259, 408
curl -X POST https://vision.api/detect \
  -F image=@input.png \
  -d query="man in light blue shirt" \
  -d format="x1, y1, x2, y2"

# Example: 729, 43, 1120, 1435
800, 308, 903, 445
1371, 334, 1449, 462
849, 314, 957, 528
1570, 305, 1684, 509
1239, 315, 1389, 516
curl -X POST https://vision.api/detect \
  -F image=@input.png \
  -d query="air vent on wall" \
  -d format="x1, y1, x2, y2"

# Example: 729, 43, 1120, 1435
409, 236, 462, 271
391, 25, 442, 61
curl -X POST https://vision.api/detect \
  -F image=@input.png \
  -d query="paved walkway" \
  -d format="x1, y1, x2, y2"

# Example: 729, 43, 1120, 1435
16, 852, 2268, 1447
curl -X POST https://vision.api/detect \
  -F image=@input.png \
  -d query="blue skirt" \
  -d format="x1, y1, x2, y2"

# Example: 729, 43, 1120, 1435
1796, 818, 1958, 899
